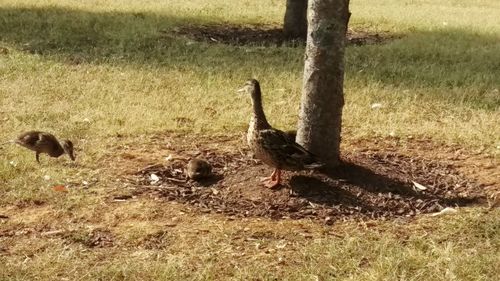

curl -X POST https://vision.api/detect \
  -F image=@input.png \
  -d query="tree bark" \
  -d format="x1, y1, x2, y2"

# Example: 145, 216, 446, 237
296, 0, 350, 169
283, 0, 308, 40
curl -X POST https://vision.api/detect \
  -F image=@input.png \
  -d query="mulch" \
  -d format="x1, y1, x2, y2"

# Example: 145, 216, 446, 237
129, 140, 486, 223
166, 24, 397, 47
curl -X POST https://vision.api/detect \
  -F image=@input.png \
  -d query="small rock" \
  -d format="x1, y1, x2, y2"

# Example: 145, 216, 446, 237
324, 216, 333, 225
150, 173, 160, 184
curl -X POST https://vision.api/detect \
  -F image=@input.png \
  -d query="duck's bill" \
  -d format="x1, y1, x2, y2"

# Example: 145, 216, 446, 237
236, 87, 246, 93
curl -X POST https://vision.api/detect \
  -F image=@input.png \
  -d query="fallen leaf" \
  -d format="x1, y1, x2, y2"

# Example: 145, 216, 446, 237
371, 103, 383, 109
41, 230, 65, 236
52, 185, 68, 192
431, 207, 458, 217
276, 240, 287, 249
412, 181, 428, 191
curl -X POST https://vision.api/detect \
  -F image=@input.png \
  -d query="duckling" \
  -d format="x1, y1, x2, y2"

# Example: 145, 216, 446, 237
186, 158, 212, 181
11, 131, 75, 163
237, 79, 323, 188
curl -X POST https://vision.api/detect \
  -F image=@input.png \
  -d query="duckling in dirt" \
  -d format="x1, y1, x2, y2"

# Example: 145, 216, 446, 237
3, 131, 76, 163
186, 158, 212, 181
237, 79, 323, 188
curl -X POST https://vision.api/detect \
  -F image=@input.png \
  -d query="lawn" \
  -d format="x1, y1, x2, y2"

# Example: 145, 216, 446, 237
0, 0, 499, 280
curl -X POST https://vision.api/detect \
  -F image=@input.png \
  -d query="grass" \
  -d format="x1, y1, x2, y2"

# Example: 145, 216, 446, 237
0, 0, 499, 280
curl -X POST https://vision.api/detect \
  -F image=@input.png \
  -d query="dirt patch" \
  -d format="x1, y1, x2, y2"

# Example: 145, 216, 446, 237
112, 134, 494, 223
140, 230, 170, 250
166, 24, 396, 47
65, 228, 115, 248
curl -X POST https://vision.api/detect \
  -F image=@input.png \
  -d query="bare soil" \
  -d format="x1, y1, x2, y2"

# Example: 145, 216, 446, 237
166, 24, 396, 47
111, 134, 497, 223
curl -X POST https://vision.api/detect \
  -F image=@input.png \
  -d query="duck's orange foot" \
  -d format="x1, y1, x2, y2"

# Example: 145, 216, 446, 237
263, 179, 280, 189
260, 169, 281, 189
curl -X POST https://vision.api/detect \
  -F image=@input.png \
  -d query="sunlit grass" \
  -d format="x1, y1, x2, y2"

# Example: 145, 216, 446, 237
0, 0, 499, 280
1, 203, 498, 280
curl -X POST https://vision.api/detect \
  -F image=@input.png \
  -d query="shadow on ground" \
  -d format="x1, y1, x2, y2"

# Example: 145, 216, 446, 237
0, 6, 499, 108
108, 134, 487, 223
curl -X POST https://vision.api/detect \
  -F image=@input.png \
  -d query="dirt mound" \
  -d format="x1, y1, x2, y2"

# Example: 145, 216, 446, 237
166, 24, 396, 47
130, 142, 485, 223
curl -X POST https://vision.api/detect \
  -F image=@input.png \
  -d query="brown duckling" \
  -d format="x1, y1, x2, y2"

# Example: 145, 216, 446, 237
186, 158, 212, 180
13, 131, 75, 163
238, 79, 323, 188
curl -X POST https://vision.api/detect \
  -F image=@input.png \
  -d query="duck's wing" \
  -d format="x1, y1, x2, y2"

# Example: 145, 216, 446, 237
16, 132, 58, 150
258, 128, 323, 169
16, 131, 42, 147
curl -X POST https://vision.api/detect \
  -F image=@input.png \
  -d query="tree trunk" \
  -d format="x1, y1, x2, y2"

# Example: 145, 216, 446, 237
296, 0, 350, 169
283, 0, 308, 40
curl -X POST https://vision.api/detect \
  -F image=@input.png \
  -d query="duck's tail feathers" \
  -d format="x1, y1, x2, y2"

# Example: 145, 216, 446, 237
0, 140, 14, 147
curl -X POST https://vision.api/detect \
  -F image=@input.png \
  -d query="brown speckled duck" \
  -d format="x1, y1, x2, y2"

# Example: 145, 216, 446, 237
237, 79, 323, 188
13, 131, 75, 163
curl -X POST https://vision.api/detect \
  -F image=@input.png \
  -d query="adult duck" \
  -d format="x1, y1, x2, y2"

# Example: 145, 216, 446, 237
237, 79, 323, 188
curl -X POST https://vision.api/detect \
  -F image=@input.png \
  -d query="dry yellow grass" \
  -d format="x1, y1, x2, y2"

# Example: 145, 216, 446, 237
0, 0, 499, 280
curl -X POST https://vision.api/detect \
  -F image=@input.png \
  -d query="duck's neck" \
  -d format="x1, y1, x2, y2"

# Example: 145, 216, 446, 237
250, 85, 270, 130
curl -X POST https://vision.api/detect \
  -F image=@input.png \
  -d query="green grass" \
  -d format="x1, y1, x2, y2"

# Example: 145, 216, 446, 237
0, 0, 499, 280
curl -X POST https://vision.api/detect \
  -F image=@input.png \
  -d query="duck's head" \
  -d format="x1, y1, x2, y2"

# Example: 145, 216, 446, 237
237, 79, 261, 97
62, 140, 76, 161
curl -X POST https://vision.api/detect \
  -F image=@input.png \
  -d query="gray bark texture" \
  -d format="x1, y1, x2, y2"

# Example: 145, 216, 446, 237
296, 0, 350, 169
283, 0, 308, 39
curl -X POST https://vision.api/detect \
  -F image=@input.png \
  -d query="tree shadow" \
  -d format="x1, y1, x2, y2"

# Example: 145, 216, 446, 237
192, 173, 224, 187
0, 6, 497, 108
0, 6, 296, 72
289, 176, 369, 210
288, 158, 481, 217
